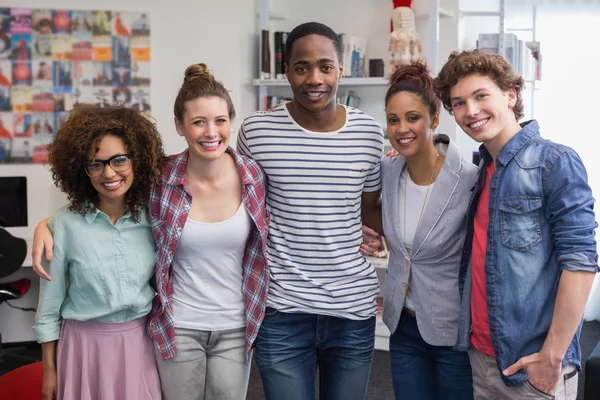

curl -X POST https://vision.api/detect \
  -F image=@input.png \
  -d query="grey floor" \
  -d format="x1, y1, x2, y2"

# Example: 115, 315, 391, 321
246, 321, 600, 400
1, 321, 598, 399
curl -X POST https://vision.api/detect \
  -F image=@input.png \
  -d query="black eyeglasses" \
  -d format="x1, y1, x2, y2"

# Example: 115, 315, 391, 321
85, 153, 132, 177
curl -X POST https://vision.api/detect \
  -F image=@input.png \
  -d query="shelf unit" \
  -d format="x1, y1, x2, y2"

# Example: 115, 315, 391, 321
464, 0, 541, 118
253, 77, 388, 87
255, 0, 452, 111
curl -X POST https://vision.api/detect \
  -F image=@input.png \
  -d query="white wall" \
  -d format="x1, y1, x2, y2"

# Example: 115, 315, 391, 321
1, 0, 258, 343
1, 0, 258, 241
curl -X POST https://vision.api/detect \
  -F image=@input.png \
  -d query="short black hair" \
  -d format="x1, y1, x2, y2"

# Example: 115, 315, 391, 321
285, 22, 342, 65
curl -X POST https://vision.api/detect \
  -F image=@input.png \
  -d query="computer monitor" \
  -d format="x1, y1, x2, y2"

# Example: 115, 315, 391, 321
0, 176, 27, 227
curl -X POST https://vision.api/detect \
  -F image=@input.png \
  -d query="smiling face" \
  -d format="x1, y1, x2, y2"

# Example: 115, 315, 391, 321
176, 96, 231, 162
88, 135, 134, 207
285, 34, 342, 114
449, 73, 519, 152
386, 91, 438, 160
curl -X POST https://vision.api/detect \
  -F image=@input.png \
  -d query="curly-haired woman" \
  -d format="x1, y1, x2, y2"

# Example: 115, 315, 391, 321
32, 64, 270, 400
32, 104, 165, 400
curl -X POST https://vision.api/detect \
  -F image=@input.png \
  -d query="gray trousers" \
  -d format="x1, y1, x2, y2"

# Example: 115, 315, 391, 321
468, 347, 578, 400
154, 326, 251, 400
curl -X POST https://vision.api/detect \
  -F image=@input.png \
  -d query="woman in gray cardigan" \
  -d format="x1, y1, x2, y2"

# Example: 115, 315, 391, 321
363, 62, 477, 399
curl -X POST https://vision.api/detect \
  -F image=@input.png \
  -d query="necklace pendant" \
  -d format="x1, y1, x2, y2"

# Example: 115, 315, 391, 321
402, 281, 408, 300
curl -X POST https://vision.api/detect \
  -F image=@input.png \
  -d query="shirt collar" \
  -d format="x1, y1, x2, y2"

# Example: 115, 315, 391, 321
163, 150, 189, 187
479, 119, 540, 166
84, 204, 132, 224
230, 147, 257, 187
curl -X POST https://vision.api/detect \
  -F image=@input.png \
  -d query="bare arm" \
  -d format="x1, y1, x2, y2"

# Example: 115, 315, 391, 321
361, 191, 384, 237
41, 341, 57, 400
541, 270, 595, 363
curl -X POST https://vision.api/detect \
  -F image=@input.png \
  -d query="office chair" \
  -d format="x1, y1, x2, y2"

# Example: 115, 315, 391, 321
0, 360, 44, 399
0, 228, 38, 367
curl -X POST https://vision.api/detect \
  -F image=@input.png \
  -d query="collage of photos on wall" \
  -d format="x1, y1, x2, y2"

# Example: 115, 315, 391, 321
0, 7, 151, 164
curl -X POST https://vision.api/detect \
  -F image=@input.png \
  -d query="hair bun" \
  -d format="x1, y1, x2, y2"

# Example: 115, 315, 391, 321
183, 63, 214, 85
388, 60, 431, 88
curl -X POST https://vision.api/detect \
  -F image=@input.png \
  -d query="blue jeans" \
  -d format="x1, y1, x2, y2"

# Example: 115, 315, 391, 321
255, 307, 375, 400
390, 311, 473, 400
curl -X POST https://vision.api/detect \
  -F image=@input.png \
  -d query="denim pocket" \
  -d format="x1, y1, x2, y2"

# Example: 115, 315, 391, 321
499, 197, 543, 251
264, 307, 282, 320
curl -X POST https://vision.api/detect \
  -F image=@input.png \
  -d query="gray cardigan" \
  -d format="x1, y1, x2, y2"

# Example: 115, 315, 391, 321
381, 134, 478, 346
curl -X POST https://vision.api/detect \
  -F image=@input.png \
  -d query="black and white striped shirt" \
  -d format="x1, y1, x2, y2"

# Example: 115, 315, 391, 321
237, 104, 383, 319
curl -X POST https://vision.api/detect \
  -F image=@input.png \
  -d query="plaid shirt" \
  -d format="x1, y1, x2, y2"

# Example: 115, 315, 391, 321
147, 147, 270, 363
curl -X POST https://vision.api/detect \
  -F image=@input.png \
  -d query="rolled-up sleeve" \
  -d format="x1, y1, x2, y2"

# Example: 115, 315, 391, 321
546, 149, 599, 273
32, 217, 68, 343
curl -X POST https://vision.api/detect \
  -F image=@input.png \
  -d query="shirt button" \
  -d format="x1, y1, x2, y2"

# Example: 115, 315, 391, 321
515, 204, 522, 210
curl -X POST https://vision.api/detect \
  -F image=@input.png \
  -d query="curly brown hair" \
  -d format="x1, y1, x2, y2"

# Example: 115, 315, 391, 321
385, 60, 440, 118
47, 104, 166, 222
434, 49, 525, 120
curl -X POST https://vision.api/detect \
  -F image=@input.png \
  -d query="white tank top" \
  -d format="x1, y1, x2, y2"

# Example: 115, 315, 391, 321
171, 203, 251, 331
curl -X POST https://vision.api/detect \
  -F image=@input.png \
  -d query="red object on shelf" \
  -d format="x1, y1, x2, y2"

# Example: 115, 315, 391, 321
391, 0, 414, 32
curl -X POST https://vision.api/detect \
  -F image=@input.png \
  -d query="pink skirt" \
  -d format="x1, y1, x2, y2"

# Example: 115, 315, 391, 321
57, 317, 161, 400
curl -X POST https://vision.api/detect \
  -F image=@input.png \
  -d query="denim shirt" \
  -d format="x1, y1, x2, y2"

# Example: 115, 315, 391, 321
456, 120, 599, 386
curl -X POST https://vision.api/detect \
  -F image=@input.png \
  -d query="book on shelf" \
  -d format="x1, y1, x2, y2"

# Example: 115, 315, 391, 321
338, 34, 368, 78
274, 32, 283, 79
280, 32, 288, 78
526, 41, 542, 81
260, 30, 368, 79
477, 33, 541, 82
260, 30, 289, 80
261, 30, 271, 79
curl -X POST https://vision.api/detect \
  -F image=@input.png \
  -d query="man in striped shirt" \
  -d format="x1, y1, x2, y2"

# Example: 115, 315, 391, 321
237, 22, 383, 400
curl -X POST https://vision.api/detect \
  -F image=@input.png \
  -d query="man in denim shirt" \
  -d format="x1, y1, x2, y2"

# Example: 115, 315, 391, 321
434, 50, 599, 400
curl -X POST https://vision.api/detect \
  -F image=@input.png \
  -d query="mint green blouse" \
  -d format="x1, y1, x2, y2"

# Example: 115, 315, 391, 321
33, 205, 156, 344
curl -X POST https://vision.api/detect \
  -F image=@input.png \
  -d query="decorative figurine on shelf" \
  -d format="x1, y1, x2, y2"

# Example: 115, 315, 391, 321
389, 0, 422, 74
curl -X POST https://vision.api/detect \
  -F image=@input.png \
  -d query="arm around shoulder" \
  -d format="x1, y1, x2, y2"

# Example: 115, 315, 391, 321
32, 213, 69, 344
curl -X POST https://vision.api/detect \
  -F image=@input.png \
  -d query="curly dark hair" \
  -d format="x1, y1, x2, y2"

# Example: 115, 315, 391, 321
385, 60, 440, 118
47, 104, 166, 223
434, 49, 525, 121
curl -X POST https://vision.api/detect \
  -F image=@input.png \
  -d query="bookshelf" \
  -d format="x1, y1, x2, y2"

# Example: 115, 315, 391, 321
465, 0, 542, 119
252, 77, 388, 87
